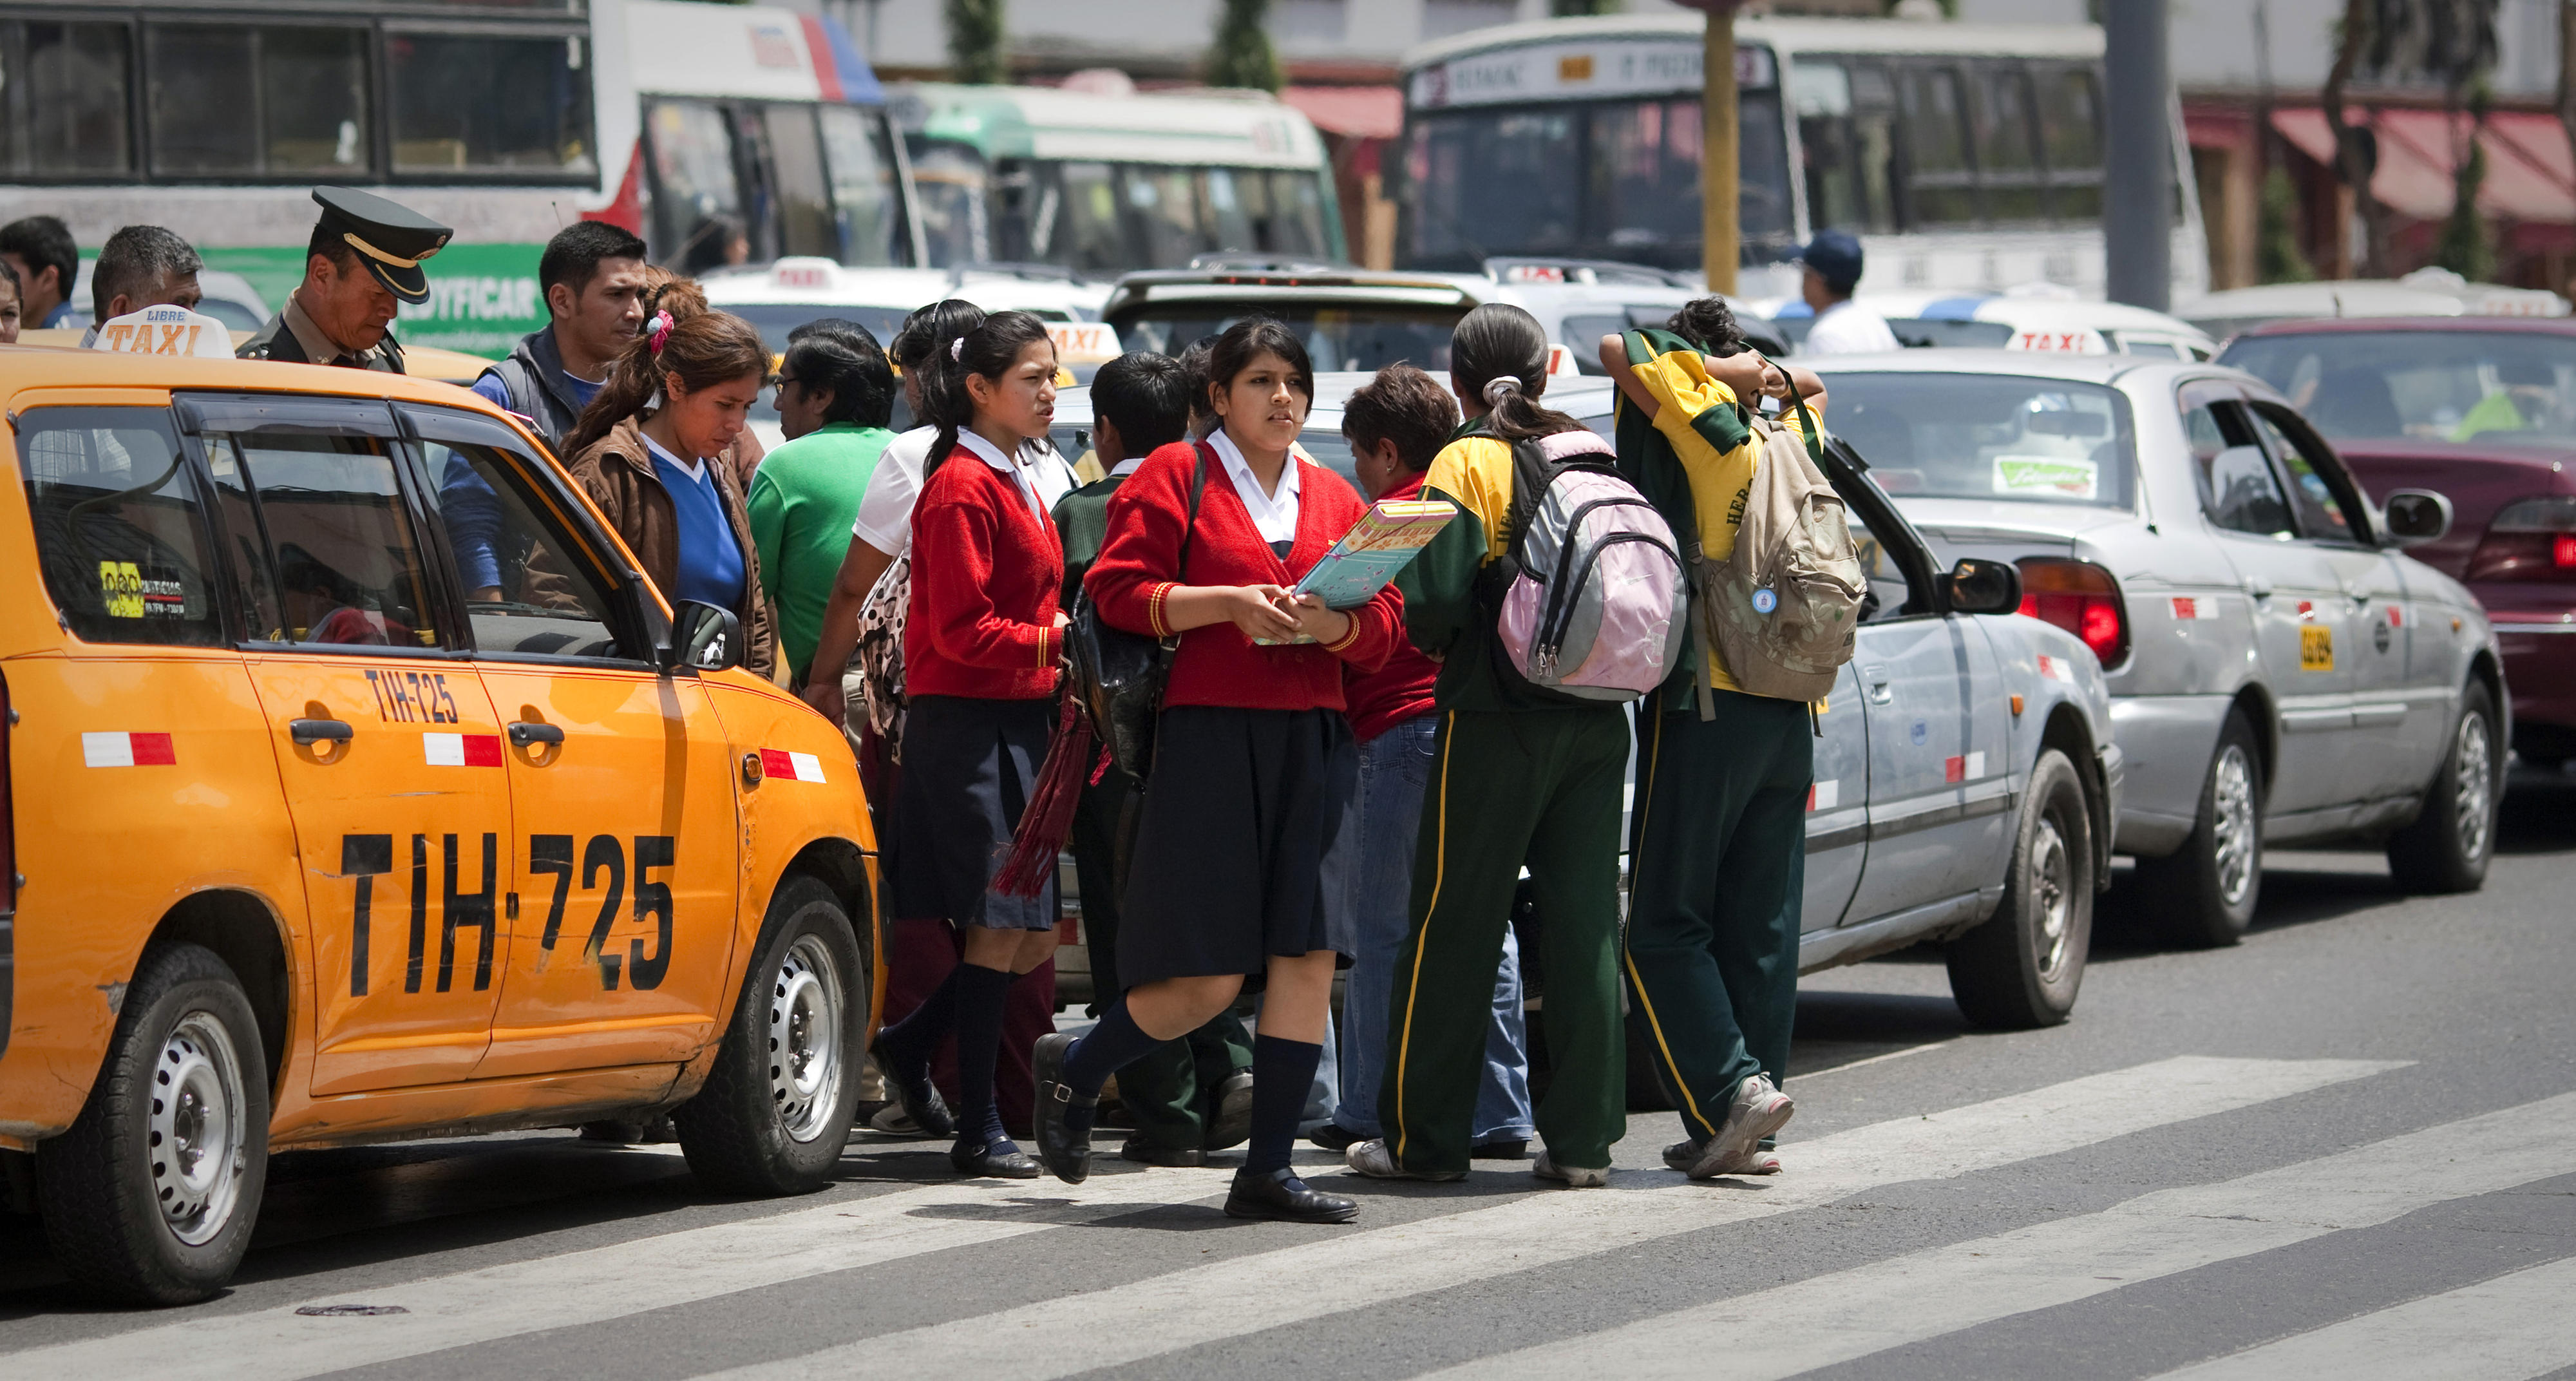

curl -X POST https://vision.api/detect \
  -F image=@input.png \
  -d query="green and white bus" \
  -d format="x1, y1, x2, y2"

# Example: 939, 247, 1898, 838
1399, 14, 2207, 303
893, 82, 1344, 277
0, 0, 918, 356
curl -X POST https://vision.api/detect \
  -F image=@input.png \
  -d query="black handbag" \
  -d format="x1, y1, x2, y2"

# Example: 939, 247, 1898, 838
1065, 448, 1208, 784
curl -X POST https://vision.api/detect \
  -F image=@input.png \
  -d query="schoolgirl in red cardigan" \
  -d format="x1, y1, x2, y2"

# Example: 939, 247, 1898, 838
1031, 319, 1403, 1224
871, 310, 1067, 1179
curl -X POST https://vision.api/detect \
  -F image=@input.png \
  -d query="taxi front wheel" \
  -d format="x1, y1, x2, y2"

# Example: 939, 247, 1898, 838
676, 874, 867, 1195
36, 942, 269, 1305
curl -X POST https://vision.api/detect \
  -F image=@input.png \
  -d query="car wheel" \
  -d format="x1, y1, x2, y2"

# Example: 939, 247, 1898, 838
674, 874, 867, 1195
2385, 681, 2499, 894
2135, 710, 2264, 948
35, 942, 269, 1305
1947, 748, 2095, 1029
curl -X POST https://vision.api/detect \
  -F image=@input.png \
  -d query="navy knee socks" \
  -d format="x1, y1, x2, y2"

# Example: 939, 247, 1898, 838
1244, 1035, 1321, 1177
877, 962, 962, 1067
951, 963, 1017, 1147
1061, 1001, 1159, 1139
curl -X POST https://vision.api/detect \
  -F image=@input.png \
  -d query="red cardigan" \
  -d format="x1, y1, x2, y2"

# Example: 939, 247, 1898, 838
904, 447, 1063, 700
1087, 439, 1399, 712
1341, 471, 1441, 741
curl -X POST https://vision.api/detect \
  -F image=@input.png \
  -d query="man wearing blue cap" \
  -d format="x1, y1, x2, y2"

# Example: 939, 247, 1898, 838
241, 186, 452, 373
1796, 229, 1898, 356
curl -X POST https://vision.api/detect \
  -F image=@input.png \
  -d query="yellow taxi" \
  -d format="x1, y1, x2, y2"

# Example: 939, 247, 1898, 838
0, 346, 879, 1304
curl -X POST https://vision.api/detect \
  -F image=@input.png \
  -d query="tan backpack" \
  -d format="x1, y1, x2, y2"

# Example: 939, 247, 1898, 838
1688, 399, 1866, 710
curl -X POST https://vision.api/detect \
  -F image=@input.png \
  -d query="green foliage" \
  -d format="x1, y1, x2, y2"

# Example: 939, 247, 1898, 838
2433, 106, 2496, 283
1208, 0, 1283, 93
2259, 167, 2315, 284
945, 0, 1005, 85
1551, 0, 1622, 14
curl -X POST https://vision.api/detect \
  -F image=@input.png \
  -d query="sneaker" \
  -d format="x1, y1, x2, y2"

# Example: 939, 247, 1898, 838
1532, 1150, 1608, 1187
1665, 1137, 1781, 1176
1345, 1138, 1466, 1183
869, 1104, 922, 1136
1205, 1070, 1255, 1152
1684, 1074, 1794, 1181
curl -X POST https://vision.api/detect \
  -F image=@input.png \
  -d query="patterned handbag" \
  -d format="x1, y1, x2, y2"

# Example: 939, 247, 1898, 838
853, 551, 911, 757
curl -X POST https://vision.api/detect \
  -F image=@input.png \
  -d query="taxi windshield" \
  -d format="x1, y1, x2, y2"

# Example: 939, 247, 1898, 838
1820, 372, 2136, 508
1110, 301, 1467, 372
2220, 330, 2576, 448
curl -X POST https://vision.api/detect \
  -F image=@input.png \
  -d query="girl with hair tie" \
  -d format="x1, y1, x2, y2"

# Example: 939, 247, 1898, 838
866, 309, 1070, 1177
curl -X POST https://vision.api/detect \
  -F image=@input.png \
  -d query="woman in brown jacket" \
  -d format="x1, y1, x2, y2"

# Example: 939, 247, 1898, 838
557, 305, 779, 677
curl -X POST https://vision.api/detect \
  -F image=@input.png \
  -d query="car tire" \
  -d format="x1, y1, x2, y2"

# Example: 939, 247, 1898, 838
2386, 681, 2499, 895
35, 942, 269, 1306
674, 874, 867, 1195
1947, 748, 2096, 1029
2134, 709, 2265, 948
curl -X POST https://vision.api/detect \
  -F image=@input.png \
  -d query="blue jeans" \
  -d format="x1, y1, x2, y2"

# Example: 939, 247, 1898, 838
1332, 714, 1534, 1142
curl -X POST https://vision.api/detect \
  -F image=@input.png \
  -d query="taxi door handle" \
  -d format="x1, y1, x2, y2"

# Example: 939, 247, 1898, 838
289, 718, 352, 745
2244, 578, 2273, 600
1863, 667, 1894, 705
507, 721, 565, 747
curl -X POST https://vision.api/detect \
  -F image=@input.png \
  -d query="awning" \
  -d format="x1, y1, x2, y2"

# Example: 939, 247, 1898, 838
1282, 85, 1403, 141
2271, 107, 2576, 224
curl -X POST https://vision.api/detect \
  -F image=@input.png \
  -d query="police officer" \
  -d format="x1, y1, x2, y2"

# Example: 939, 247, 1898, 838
240, 187, 451, 373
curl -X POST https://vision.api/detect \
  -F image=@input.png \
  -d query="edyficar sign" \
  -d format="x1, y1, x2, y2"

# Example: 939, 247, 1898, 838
204, 242, 547, 359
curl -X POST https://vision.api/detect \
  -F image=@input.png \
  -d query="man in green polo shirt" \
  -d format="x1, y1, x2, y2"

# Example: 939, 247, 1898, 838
748, 318, 899, 686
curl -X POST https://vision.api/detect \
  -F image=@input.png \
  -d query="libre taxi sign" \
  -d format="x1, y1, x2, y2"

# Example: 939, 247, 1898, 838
85, 305, 237, 360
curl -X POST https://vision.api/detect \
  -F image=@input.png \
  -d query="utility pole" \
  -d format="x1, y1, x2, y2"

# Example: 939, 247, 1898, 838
2103, 0, 2173, 309
1673, 0, 1745, 292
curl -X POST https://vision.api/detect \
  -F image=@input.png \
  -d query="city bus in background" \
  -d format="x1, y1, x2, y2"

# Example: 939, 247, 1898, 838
891, 81, 1343, 281
1397, 14, 2208, 305
0, 0, 918, 357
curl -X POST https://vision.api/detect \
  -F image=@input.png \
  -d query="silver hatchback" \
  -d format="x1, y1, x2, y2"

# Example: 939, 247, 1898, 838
1808, 350, 2506, 944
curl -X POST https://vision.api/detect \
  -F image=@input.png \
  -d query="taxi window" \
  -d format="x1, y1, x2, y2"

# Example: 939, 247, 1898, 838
2250, 408, 2357, 544
202, 431, 445, 648
16, 407, 225, 647
418, 434, 633, 662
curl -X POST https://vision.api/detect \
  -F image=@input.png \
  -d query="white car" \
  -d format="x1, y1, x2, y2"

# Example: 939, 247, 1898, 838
2179, 267, 2570, 343
1758, 289, 2217, 361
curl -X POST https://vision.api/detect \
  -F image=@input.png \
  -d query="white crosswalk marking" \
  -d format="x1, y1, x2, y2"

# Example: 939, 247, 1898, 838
698, 1056, 2400, 1381
5, 1166, 1241, 1380
2148, 1255, 2576, 1381
1408, 1088, 2576, 1380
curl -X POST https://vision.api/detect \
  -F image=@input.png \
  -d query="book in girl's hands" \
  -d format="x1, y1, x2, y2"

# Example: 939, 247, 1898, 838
1251, 497, 1459, 644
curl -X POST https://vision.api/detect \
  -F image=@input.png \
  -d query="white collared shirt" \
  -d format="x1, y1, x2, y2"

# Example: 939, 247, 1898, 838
1210, 428, 1300, 544
951, 429, 1055, 525
639, 430, 708, 482
1111, 456, 1146, 477
1803, 298, 1901, 355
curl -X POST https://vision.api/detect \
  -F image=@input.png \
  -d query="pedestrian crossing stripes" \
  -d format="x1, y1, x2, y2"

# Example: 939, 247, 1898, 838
2144, 1254, 2576, 1381
1410, 1088, 2576, 1380
697, 1056, 2398, 1381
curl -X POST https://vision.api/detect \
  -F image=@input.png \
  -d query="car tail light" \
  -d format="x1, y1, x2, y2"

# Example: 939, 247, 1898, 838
2467, 497, 2576, 582
2016, 558, 2130, 668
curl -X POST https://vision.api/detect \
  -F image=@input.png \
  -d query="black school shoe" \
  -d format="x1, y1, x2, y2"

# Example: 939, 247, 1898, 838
1224, 1168, 1359, 1224
1307, 1122, 1362, 1153
1120, 1134, 1206, 1167
1032, 1031, 1094, 1183
950, 1134, 1039, 1179
1204, 1069, 1255, 1152
870, 1034, 955, 1139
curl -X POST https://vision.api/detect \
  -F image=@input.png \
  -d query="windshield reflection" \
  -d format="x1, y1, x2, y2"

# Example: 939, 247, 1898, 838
2222, 331, 2576, 447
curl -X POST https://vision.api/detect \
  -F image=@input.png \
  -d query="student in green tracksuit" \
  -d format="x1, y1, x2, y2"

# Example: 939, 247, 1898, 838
1053, 351, 1255, 1167
1347, 303, 1630, 1188
1600, 300, 1832, 1179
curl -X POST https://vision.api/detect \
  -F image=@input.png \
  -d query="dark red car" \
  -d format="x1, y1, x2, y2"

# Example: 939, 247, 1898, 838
2222, 318, 2576, 767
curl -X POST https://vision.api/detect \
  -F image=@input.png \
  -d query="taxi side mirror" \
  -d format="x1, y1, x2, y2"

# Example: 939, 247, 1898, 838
2380, 489, 2453, 546
665, 600, 742, 673
1948, 557, 2023, 616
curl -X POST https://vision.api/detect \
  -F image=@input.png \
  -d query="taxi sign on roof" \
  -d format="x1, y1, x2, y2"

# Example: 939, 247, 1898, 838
1046, 321, 1122, 367
2007, 327, 2109, 354
87, 305, 236, 360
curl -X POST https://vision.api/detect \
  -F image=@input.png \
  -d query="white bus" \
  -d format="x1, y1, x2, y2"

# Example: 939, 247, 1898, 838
1398, 15, 2206, 303
0, 0, 918, 355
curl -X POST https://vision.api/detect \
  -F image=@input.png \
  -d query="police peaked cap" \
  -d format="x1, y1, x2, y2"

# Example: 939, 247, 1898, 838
312, 186, 451, 305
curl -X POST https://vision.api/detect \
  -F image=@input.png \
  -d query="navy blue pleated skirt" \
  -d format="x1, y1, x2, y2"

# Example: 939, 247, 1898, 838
886, 694, 1057, 929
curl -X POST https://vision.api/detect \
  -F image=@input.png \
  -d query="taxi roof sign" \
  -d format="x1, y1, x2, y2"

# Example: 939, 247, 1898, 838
87, 305, 236, 360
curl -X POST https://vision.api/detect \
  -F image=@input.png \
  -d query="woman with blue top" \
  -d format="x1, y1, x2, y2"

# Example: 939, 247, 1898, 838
555, 305, 779, 677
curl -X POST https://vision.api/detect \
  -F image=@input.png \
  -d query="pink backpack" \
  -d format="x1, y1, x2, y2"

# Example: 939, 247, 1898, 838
1482, 430, 1688, 703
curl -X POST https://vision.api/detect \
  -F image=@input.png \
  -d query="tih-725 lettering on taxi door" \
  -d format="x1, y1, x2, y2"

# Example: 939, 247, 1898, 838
339, 832, 675, 996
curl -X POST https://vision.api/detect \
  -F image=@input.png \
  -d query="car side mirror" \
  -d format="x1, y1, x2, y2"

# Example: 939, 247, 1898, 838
2380, 488, 2453, 546
665, 600, 742, 672
1948, 557, 2023, 616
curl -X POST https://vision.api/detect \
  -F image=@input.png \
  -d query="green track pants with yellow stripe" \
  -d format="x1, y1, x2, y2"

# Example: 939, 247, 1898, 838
1625, 685, 1812, 1143
1379, 707, 1629, 1175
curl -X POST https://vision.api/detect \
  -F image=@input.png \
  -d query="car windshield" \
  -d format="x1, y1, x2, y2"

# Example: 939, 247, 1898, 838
1819, 372, 2135, 508
1111, 302, 1467, 372
2221, 330, 2576, 448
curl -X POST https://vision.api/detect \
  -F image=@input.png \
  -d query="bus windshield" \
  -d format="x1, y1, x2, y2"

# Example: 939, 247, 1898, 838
911, 144, 1336, 276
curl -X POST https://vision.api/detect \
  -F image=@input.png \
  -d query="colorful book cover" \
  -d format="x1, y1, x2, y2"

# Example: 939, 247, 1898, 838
1252, 498, 1457, 644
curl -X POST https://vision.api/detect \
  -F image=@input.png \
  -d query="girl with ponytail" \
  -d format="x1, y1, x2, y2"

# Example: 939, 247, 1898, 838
868, 309, 1072, 1179
554, 306, 778, 677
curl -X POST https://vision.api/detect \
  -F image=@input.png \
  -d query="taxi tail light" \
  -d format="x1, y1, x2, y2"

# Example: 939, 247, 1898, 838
2467, 496, 2576, 582
2015, 558, 2129, 667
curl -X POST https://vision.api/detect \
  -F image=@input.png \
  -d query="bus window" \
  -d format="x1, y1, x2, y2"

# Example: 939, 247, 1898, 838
1263, 171, 1330, 256
1054, 161, 1125, 271
1207, 168, 1257, 253
147, 25, 370, 176
817, 104, 905, 266
763, 106, 838, 260
1127, 166, 1213, 267
2036, 65, 2104, 222
909, 138, 990, 267
1793, 58, 1897, 234
1736, 77, 1794, 246
1405, 108, 1582, 265
0, 19, 134, 176
1898, 63, 1976, 227
647, 100, 747, 273
1589, 99, 1701, 258
1973, 64, 2045, 224
386, 32, 595, 176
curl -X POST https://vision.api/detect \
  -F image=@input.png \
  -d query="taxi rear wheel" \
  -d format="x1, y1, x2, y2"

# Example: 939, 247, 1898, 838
1947, 748, 2094, 1029
2386, 682, 2498, 895
675, 874, 866, 1195
2134, 710, 2264, 948
35, 942, 269, 1305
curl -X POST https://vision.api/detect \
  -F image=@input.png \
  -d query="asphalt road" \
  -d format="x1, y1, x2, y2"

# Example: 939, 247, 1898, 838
5, 769, 2575, 1380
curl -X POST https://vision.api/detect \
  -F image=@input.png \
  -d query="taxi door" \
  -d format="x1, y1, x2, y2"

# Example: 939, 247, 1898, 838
399, 405, 743, 1078
187, 395, 515, 1095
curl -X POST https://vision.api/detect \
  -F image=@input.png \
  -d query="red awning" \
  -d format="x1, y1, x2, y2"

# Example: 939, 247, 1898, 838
2271, 106, 2576, 224
1282, 85, 1403, 141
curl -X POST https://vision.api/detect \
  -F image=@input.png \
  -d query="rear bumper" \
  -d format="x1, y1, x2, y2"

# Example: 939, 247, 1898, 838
2491, 617, 2576, 741
2107, 694, 2233, 857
